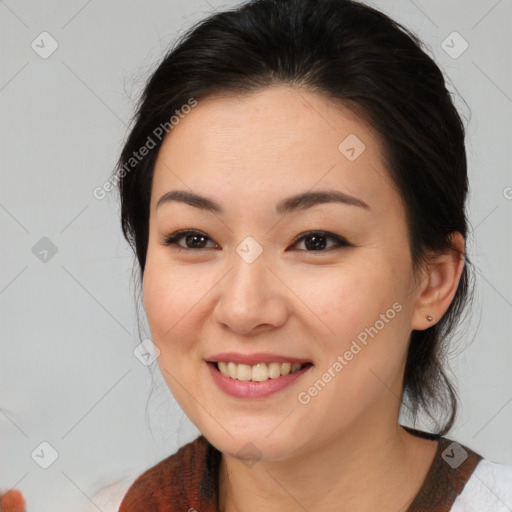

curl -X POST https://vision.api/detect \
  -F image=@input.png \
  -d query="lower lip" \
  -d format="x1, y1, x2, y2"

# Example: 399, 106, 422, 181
207, 362, 313, 399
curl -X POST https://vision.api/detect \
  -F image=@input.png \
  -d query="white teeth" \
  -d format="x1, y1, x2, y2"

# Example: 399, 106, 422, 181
237, 364, 252, 381
252, 363, 268, 382
268, 362, 281, 379
227, 361, 237, 379
215, 361, 308, 381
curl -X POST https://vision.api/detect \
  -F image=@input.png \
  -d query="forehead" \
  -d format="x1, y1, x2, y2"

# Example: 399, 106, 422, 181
151, 85, 396, 215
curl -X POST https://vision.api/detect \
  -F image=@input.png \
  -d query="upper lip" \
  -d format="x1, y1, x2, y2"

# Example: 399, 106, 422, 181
206, 352, 313, 366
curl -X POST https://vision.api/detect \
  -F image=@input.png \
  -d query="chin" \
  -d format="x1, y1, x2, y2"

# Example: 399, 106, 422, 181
201, 421, 306, 463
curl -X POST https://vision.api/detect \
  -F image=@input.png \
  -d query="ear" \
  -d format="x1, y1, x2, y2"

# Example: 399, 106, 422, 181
411, 231, 465, 331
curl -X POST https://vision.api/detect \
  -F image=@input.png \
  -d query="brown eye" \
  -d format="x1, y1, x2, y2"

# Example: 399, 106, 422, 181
291, 231, 350, 252
160, 229, 350, 253
161, 230, 218, 250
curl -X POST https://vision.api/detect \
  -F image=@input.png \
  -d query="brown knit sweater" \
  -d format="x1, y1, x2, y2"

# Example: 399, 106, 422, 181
118, 426, 482, 512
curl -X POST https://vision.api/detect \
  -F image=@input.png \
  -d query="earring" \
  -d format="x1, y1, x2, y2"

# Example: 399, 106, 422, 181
426, 315, 434, 322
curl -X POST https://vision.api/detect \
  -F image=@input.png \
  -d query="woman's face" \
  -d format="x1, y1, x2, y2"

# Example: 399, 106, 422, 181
143, 86, 425, 460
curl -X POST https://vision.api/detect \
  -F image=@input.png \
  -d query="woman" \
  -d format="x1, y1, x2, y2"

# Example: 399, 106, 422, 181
112, 0, 511, 510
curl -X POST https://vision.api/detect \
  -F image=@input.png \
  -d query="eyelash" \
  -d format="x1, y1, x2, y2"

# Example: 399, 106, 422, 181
160, 229, 351, 253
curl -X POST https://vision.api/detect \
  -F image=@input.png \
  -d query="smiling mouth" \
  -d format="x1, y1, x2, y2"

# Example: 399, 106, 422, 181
209, 361, 313, 382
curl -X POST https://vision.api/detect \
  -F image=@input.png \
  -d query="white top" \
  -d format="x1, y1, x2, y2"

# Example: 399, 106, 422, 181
451, 459, 512, 511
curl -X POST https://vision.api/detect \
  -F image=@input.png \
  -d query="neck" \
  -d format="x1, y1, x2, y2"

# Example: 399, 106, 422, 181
217, 414, 437, 512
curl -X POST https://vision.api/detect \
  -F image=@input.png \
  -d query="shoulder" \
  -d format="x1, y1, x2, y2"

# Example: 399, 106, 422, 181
450, 458, 512, 512
118, 435, 220, 512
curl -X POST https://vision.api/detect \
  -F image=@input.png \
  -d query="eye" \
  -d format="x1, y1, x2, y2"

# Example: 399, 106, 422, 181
289, 230, 350, 252
161, 229, 219, 250
161, 229, 350, 252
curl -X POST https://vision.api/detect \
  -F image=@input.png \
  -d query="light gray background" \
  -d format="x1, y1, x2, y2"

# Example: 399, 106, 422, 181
1, 0, 511, 510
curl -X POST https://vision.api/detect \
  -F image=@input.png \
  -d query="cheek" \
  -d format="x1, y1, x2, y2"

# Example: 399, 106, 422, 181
142, 260, 206, 344
297, 258, 402, 338
294, 258, 410, 393
296, 283, 409, 436
142, 261, 207, 415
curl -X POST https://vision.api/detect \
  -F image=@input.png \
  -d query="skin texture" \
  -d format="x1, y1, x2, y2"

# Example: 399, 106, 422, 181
143, 85, 465, 512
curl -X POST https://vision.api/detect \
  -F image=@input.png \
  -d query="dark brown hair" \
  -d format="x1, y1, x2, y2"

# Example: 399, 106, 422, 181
115, 0, 473, 435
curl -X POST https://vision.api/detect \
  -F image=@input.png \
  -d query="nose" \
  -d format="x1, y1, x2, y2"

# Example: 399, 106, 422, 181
212, 244, 289, 336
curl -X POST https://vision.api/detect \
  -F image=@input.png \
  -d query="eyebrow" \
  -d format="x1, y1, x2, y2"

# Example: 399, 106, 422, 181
156, 188, 370, 214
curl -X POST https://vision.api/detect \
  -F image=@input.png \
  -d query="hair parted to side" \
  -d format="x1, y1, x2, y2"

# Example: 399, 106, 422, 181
115, 0, 473, 436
